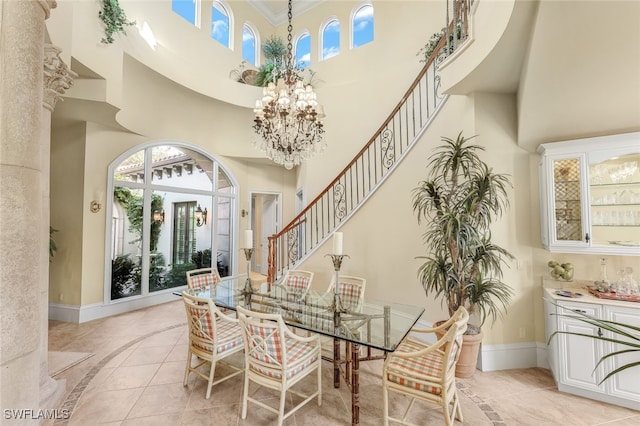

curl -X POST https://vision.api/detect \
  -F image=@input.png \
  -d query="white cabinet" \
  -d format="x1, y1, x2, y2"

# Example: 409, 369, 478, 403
605, 305, 640, 401
544, 289, 640, 410
538, 132, 640, 256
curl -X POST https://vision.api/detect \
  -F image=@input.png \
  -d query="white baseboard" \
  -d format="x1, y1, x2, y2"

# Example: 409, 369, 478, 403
49, 291, 182, 323
411, 319, 550, 371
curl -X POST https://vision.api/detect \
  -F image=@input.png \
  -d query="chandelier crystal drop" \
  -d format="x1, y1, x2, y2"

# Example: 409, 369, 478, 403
252, 0, 326, 170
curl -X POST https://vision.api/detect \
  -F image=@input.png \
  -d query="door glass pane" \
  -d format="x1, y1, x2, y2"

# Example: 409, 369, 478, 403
111, 187, 143, 299
114, 149, 145, 183
589, 153, 640, 247
218, 167, 233, 194
217, 196, 232, 277
553, 159, 582, 241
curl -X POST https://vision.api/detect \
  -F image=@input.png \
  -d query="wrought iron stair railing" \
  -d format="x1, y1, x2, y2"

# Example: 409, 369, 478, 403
267, 0, 472, 283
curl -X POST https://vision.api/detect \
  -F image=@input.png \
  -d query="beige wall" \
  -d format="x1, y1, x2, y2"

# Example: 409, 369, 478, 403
46, 1, 639, 351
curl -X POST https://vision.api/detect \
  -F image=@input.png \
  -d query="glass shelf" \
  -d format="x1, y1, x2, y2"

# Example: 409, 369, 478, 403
590, 181, 640, 188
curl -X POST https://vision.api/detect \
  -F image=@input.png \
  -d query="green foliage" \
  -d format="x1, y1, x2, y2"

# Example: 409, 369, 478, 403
165, 262, 196, 288
113, 187, 164, 251
98, 0, 136, 44
191, 249, 212, 269
49, 226, 58, 260
412, 133, 514, 330
417, 23, 463, 64
111, 254, 140, 299
149, 251, 166, 292
255, 35, 288, 87
548, 307, 640, 384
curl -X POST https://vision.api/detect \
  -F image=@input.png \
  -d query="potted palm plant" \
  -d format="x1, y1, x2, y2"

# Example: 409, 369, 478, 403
412, 132, 514, 378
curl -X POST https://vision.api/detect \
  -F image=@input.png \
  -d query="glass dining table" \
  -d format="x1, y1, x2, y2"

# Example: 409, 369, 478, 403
180, 276, 425, 425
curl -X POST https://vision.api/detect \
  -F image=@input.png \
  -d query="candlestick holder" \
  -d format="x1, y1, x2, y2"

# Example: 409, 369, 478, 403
242, 248, 254, 298
325, 254, 350, 317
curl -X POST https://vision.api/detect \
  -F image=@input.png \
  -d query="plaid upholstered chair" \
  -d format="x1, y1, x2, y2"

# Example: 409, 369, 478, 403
382, 306, 469, 426
236, 305, 322, 426
323, 275, 366, 313
182, 292, 244, 399
186, 267, 221, 291
273, 269, 314, 299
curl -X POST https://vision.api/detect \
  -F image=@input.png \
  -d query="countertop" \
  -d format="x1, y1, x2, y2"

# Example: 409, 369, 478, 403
543, 285, 640, 309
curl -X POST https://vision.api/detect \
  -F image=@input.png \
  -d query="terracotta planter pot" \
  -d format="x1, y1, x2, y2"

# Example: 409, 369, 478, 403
455, 331, 483, 378
435, 321, 483, 379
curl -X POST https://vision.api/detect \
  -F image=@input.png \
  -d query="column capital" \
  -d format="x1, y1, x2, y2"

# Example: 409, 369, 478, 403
43, 44, 77, 111
38, 0, 57, 19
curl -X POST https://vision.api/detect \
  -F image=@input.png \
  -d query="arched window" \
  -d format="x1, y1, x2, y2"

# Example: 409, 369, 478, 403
172, 0, 199, 26
107, 143, 238, 301
212, 0, 233, 49
352, 3, 374, 48
321, 18, 340, 61
242, 23, 259, 66
295, 32, 311, 69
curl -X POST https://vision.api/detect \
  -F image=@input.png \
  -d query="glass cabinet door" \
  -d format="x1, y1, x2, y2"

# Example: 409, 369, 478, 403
550, 157, 586, 244
589, 153, 640, 248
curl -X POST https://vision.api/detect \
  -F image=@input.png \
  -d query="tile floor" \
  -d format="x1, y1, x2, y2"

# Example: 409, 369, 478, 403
46, 298, 639, 425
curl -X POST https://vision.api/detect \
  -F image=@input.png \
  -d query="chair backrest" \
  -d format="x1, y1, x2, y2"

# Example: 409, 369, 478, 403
281, 270, 314, 297
438, 306, 469, 374
186, 267, 221, 291
237, 305, 288, 377
182, 291, 219, 354
326, 275, 366, 312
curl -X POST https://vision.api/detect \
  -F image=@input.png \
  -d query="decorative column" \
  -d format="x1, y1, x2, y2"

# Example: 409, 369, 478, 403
0, 0, 58, 421
39, 43, 77, 409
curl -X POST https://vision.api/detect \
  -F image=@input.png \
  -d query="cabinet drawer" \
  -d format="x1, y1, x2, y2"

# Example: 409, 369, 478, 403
557, 301, 601, 317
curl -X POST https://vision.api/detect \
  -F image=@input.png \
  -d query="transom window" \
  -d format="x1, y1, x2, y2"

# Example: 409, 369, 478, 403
321, 18, 340, 60
295, 32, 311, 68
352, 3, 374, 48
212, 0, 232, 48
172, 0, 198, 26
108, 143, 237, 301
242, 23, 258, 66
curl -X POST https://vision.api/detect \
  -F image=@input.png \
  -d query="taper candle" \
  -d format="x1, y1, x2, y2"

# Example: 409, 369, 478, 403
333, 232, 343, 255
244, 230, 253, 249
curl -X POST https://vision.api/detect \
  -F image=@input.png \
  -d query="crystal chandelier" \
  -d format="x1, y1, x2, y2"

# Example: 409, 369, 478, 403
253, 0, 326, 170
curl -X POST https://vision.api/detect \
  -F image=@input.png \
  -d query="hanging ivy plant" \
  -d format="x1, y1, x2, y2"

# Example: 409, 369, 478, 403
98, 0, 136, 44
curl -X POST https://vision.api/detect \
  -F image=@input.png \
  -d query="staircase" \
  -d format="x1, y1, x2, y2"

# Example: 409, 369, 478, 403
267, 0, 472, 283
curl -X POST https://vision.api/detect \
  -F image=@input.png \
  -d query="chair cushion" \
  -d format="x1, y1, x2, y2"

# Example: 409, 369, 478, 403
286, 275, 309, 293
249, 337, 318, 380
385, 339, 444, 395
339, 283, 362, 311
215, 320, 243, 354
189, 273, 216, 290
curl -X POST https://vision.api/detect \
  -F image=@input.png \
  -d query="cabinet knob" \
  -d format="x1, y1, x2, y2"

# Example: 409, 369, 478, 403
585, 233, 591, 243
575, 309, 587, 314
597, 328, 603, 337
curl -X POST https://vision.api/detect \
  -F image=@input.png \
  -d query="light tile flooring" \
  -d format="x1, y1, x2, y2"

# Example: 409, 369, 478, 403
46, 299, 639, 425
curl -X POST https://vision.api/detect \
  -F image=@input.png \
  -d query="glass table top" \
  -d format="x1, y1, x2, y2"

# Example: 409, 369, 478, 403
182, 276, 425, 352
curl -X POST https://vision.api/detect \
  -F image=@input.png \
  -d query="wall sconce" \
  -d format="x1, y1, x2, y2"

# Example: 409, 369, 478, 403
90, 190, 104, 213
195, 205, 207, 227
153, 209, 165, 224
241, 209, 248, 218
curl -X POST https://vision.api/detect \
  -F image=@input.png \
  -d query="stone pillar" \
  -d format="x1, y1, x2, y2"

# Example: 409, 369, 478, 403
0, 0, 57, 423
39, 43, 77, 411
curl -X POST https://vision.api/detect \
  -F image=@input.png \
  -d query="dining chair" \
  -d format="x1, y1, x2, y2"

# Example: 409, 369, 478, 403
274, 269, 314, 299
182, 291, 244, 399
382, 306, 469, 426
323, 275, 366, 313
186, 267, 221, 291
236, 305, 322, 426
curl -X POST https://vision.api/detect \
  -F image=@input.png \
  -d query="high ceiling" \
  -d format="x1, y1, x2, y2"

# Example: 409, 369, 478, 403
246, 0, 326, 25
